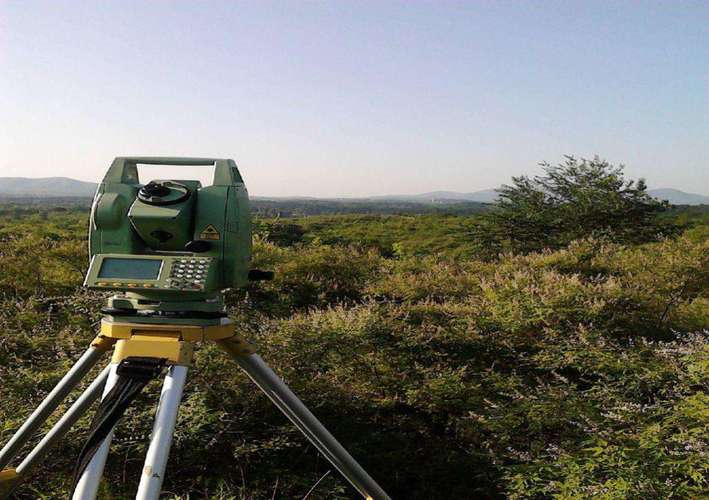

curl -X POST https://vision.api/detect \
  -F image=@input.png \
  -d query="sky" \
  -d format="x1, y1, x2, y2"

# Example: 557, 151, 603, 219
0, 1, 707, 197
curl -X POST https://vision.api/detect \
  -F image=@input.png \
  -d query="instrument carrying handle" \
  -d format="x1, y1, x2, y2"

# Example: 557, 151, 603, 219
102, 157, 243, 186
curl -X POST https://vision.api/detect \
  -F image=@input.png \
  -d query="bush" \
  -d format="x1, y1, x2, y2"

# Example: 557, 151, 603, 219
1, 208, 707, 498
228, 239, 383, 316
471, 156, 679, 257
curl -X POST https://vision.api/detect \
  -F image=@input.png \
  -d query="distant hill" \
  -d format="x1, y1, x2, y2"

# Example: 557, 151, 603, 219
1, 177, 707, 206
0, 177, 97, 197
647, 188, 709, 205
370, 189, 499, 203
376, 188, 709, 206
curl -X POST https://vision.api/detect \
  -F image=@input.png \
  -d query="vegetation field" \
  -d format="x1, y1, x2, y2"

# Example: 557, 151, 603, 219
1, 165, 708, 499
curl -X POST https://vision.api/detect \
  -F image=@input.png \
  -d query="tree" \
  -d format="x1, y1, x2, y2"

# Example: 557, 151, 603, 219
472, 156, 677, 256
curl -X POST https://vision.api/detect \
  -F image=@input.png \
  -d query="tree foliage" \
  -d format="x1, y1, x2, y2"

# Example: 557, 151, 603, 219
472, 156, 678, 256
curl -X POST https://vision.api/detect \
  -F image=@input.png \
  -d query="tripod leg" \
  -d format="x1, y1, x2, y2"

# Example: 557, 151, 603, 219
0, 344, 111, 470
218, 343, 391, 500
16, 365, 111, 478
72, 364, 120, 500
135, 365, 188, 500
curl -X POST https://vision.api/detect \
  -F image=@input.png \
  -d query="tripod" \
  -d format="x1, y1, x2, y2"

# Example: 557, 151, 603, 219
0, 318, 391, 500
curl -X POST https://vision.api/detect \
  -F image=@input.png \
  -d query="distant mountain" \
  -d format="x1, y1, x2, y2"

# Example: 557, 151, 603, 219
375, 188, 709, 206
371, 189, 500, 203
0, 177, 97, 197
647, 188, 709, 205
1, 177, 707, 206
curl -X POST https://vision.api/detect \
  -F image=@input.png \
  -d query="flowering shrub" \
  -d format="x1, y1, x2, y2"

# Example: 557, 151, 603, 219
0, 209, 706, 498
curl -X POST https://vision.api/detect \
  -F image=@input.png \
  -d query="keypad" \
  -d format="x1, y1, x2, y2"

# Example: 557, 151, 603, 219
166, 257, 212, 291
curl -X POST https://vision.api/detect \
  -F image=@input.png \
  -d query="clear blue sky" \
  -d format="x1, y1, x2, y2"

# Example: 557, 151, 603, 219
1, 1, 707, 196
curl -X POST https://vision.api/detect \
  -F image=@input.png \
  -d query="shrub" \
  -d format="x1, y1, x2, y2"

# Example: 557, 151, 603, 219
1, 208, 706, 498
471, 156, 679, 257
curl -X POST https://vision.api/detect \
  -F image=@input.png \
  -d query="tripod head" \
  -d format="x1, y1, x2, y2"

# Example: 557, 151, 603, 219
84, 157, 267, 324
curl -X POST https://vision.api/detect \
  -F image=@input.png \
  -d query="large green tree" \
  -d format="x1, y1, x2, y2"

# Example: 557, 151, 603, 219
473, 156, 677, 256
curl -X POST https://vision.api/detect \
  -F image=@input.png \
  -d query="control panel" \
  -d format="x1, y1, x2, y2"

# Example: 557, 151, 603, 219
84, 254, 217, 293
164, 257, 213, 291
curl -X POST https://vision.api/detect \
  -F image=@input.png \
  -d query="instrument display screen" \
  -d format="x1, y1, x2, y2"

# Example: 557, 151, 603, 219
98, 258, 163, 280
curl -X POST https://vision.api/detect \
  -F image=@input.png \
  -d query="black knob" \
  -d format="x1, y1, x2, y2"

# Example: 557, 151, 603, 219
140, 182, 171, 197
184, 240, 211, 253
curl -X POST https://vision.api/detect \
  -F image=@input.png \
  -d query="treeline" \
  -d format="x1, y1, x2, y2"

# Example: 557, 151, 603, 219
250, 198, 489, 216
0, 196, 490, 217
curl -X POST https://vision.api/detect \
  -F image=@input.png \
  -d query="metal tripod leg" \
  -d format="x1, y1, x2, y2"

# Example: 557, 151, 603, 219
135, 365, 188, 500
72, 364, 120, 500
218, 343, 391, 500
0, 346, 108, 470
16, 366, 111, 477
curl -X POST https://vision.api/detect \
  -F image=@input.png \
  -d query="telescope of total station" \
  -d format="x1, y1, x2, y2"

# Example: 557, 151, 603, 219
0, 157, 391, 500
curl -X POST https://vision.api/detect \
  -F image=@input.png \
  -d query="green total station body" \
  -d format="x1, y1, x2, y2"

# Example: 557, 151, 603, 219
85, 157, 253, 324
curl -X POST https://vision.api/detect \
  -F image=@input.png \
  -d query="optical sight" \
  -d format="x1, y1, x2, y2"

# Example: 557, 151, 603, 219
84, 157, 264, 324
